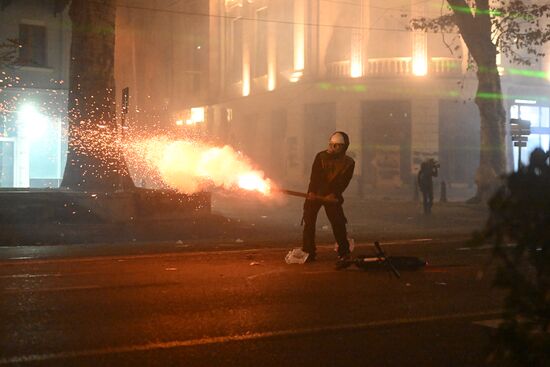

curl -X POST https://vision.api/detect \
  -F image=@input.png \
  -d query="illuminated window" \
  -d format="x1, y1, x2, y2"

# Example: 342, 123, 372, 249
191, 107, 205, 123
510, 103, 550, 170
0, 140, 15, 187
542, 107, 549, 128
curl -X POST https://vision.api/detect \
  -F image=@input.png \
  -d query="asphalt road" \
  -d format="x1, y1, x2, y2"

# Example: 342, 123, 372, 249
0, 239, 508, 366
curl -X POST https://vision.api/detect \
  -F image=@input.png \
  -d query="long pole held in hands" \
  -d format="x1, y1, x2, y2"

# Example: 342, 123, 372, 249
277, 189, 339, 204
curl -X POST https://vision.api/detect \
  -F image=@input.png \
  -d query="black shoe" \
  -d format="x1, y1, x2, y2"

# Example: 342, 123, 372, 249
335, 253, 352, 270
304, 253, 316, 263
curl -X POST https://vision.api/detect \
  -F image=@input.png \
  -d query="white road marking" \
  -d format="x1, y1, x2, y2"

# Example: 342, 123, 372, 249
303, 270, 337, 275
0, 309, 502, 365
457, 243, 516, 251
473, 319, 503, 329
0, 248, 272, 266
0, 239, 451, 267
0, 273, 61, 279
246, 268, 286, 280
2, 285, 101, 294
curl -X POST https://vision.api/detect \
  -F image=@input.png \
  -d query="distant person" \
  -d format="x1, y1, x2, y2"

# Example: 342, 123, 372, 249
528, 147, 550, 175
302, 131, 355, 263
418, 159, 439, 214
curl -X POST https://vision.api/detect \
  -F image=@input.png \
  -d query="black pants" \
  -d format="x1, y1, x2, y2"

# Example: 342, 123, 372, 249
421, 189, 433, 214
302, 200, 350, 257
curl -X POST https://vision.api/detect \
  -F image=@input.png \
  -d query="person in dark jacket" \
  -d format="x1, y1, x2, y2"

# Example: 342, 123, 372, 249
302, 131, 355, 262
417, 159, 439, 214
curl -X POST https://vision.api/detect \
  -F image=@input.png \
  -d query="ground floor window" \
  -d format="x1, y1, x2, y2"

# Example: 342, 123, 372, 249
0, 139, 15, 187
510, 103, 550, 170
0, 100, 67, 188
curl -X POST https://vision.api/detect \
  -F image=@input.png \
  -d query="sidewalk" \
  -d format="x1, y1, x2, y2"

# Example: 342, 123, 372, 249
210, 193, 489, 245
0, 190, 488, 247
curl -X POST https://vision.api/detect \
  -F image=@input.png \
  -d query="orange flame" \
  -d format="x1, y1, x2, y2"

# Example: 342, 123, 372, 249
238, 172, 271, 194
125, 137, 274, 195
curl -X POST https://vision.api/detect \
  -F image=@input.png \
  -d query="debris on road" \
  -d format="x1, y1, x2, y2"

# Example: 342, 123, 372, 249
285, 248, 309, 264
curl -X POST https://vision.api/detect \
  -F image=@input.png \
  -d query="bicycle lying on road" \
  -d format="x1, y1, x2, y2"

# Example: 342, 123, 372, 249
336, 241, 427, 278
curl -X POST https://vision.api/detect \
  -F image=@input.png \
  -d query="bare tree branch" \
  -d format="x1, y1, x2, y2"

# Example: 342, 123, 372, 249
0, 38, 19, 68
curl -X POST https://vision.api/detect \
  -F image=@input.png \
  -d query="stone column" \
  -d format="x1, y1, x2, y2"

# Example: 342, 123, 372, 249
294, 0, 305, 73
285, 101, 305, 187
411, 0, 428, 76
337, 99, 361, 196
411, 99, 439, 174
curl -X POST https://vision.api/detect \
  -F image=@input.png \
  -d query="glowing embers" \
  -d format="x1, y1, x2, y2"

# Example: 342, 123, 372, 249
125, 137, 274, 196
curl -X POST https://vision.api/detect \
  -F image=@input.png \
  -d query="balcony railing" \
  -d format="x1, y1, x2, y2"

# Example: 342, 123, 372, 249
326, 60, 350, 79
367, 57, 412, 76
326, 57, 461, 78
431, 57, 461, 76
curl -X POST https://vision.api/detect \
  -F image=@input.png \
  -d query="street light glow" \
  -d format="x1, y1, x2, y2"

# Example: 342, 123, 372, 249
17, 103, 48, 141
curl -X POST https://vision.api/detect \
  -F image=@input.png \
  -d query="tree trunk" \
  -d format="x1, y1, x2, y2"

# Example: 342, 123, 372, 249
448, 0, 506, 201
61, 0, 134, 191
473, 59, 507, 201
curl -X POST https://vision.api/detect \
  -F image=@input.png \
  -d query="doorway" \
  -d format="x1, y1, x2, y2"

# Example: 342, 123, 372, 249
361, 101, 411, 187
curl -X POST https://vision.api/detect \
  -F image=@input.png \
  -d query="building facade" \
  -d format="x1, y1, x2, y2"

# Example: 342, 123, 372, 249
204, 0, 550, 197
0, 0, 70, 188
0, 0, 212, 189
1, 0, 548, 195
114, 0, 210, 134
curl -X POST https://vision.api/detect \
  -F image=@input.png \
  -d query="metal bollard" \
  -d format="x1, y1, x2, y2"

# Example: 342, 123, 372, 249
440, 181, 447, 203
413, 177, 419, 202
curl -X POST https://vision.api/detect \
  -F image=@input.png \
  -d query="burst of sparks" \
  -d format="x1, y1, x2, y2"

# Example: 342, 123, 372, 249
1, 69, 274, 195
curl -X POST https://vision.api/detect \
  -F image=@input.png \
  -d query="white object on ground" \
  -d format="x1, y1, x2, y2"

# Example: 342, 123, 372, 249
285, 248, 309, 264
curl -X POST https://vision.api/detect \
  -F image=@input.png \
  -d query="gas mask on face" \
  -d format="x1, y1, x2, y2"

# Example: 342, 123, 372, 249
327, 133, 346, 155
